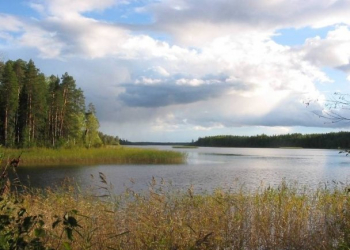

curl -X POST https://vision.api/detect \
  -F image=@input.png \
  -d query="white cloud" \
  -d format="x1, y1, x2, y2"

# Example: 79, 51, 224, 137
176, 79, 204, 86
301, 25, 350, 68
1, 0, 350, 140
146, 0, 350, 46
31, 0, 118, 18
148, 66, 170, 77
135, 77, 162, 85
0, 14, 23, 32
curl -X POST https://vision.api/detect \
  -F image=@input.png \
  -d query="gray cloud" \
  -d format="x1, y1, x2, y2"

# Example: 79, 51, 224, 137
337, 64, 350, 74
119, 78, 248, 107
148, 0, 350, 30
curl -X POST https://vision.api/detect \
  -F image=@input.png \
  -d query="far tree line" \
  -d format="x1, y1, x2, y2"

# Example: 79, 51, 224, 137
0, 58, 118, 148
193, 132, 350, 149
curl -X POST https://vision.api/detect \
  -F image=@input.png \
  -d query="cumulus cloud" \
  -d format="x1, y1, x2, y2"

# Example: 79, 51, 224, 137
145, 0, 350, 45
1, 0, 350, 140
299, 26, 350, 79
30, 0, 118, 18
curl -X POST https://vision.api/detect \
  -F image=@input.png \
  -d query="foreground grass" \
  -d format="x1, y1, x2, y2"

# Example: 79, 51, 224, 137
1, 146, 185, 166
3, 176, 350, 250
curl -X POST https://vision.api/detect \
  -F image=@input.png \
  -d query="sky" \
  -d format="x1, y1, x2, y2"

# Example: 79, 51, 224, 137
1, 0, 350, 142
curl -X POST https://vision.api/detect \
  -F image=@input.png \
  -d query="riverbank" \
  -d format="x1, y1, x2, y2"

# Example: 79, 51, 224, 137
1, 146, 185, 166
1, 177, 350, 250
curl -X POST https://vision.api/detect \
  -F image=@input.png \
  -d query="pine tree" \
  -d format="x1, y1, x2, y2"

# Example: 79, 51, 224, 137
47, 75, 61, 147
32, 73, 48, 146
19, 60, 38, 146
59, 73, 86, 146
0, 58, 99, 148
13, 59, 26, 145
0, 61, 19, 146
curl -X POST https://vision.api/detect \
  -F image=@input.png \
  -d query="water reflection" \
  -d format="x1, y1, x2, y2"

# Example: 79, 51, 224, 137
16, 146, 350, 193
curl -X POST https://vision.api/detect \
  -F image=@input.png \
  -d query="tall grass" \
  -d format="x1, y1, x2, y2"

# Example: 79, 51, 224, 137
4, 177, 350, 250
1, 146, 185, 166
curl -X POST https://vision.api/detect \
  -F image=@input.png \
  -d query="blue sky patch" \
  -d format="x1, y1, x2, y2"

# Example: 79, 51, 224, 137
0, 1, 39, 18
320, 67, 350, 94
273, 26, 334, 46
84, 1, 153, 25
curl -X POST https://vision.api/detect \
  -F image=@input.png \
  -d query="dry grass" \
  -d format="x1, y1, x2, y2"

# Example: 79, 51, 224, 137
1, 146, 185, 166
6, 177, 350, 250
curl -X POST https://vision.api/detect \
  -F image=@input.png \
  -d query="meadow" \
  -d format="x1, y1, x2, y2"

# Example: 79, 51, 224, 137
1, 146, 185, 166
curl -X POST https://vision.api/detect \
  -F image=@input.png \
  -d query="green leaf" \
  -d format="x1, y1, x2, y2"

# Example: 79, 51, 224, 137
63, 242, 72, 250
0, 215, 10, 225
67, 216, 78, 227
71, 209, 78, 215
52, 218, 61, 229
38, 219, 45, 227
18, 208, 26, 217
34, 228, 46, 237
22, 216, 34, 231
65, 227, 73, 241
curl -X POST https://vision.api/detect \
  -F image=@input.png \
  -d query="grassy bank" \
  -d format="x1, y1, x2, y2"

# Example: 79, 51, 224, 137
2, 173, 350, 249
1, 146, 185, 166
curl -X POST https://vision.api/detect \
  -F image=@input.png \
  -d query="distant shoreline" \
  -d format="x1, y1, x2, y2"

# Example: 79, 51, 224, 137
192, 131, 350, 149
120, 131, 350, 150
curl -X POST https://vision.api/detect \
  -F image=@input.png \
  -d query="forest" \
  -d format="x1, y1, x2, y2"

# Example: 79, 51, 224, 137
0, 58, 117, 148
194, 132, 350, 149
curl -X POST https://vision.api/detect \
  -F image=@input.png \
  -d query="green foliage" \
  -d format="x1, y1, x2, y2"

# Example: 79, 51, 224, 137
0, 61, 19, 147
0, 59, 109, 149
0, 197, 82, 250
194, 132, 350, 149
84, 104, 101, 148
0, 150, 47, 249
0, 201, 47, 250
98, 132, 119, 145
0, 152, 81, 250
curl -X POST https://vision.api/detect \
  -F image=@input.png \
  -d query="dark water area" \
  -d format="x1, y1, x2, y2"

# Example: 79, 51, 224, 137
15, 146, 350, 194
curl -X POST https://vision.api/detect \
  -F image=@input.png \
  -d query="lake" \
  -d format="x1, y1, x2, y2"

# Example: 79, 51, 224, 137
16, 146, 350, 193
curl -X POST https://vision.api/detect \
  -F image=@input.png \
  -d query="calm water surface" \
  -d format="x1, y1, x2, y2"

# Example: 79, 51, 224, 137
16, 146, 350, 193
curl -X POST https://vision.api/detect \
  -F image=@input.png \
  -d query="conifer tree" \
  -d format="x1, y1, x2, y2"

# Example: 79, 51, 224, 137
13, 59, 26, 144
0, 61, 19, 146
0, 58, 99, 148
47, 75, 61, 147
59, 73, 86, 146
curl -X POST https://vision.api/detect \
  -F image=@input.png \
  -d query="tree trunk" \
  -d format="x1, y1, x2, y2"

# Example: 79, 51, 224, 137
4, 108, 8, 146
28, 92, 32, 143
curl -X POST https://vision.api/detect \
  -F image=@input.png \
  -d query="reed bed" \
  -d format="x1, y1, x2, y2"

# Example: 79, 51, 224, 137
1, 146, 185, 166
2, 176, 350, 250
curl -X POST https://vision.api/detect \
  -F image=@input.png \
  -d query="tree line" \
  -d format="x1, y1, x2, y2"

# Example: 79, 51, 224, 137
193, 132, 350, 149
0, 58, 113, 148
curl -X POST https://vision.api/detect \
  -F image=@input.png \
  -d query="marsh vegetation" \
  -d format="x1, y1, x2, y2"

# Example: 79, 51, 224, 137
1, 147, 185, 166
2, 167, 350, 250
